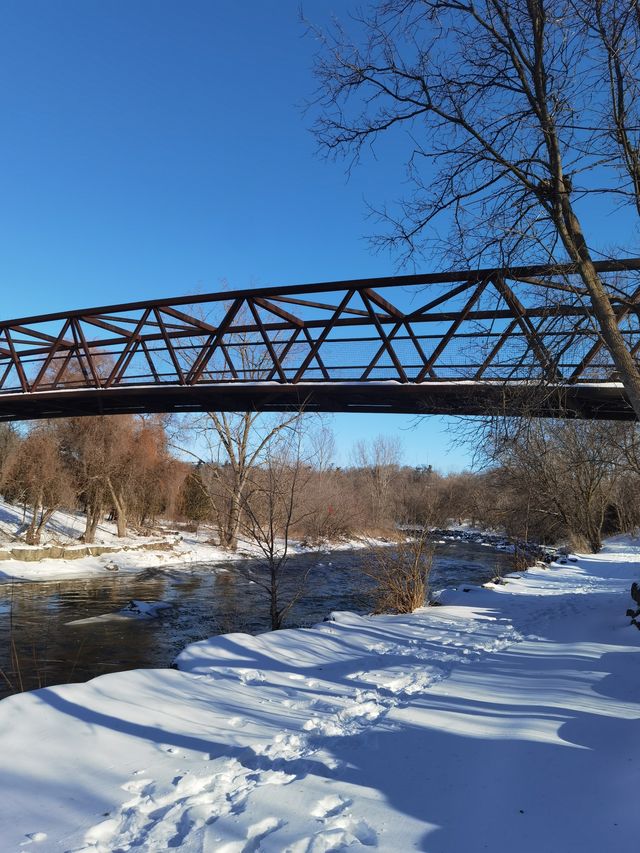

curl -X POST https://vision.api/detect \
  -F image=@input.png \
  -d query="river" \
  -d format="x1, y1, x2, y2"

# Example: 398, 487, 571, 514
0, 539, 514, 698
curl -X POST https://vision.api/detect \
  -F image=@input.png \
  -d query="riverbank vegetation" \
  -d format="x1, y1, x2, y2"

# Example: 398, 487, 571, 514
1, 414, 640, 554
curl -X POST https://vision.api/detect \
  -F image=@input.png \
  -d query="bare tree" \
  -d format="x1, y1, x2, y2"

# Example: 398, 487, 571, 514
352, 434, 403, 530
237, 421, 316, 630
173, 306, 308, 550
59, 414, 175, 541
483, 418, 619, 551
177, 409, 304, 550
58, 416, 119, 543
580, 1, 640, 217
309, 0, 640, 417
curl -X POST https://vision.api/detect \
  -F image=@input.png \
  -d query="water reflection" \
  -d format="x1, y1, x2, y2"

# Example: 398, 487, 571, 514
0, 541, 513, 698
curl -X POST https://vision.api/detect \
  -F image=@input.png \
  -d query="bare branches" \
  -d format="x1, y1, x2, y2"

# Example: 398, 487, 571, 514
308, 0, 640, 418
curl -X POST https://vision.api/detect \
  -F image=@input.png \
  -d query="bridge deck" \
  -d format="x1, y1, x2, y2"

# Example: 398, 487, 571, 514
0, 382, 632, 423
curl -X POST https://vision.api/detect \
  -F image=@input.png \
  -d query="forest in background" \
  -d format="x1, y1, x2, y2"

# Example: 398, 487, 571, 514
1, 411, 640, 555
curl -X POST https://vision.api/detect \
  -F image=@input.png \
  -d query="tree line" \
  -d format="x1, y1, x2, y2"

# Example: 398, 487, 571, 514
0, 417, 181, 545
2, 410, 640, 555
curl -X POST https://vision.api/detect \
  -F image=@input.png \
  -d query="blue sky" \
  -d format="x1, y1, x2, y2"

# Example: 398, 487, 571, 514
1, 2, 637, 470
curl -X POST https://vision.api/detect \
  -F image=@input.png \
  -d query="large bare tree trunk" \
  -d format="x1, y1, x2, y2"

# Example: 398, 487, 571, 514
25, 509, 41, 546
557, 196, 640, 417
220, 490, 242, 551
107, 479, 127, 538
82, 501, 103, 544
26, 504, 56, 546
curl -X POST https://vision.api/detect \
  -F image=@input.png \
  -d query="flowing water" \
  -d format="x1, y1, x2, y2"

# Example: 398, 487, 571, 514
0, 540, 513, 698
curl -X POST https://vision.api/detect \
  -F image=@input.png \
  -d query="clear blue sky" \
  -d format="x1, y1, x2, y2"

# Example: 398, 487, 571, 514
0, 1, 635, 471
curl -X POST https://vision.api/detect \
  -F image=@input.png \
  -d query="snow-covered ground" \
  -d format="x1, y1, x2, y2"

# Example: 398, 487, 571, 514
0, 497, 391, 582
0, 541, 638, 851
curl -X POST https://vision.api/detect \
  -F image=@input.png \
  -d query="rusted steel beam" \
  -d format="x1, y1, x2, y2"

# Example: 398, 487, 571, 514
141, 340, 161, 383
360, 292, 408, 382
104, 308, 152, 388
253, 297, 305, 327
10, 324, 74, 346
3, 257, 639, 329
361, 320, 403, 382
50, 348, 76, 390
160, 305, 218, 334
415, 281, 488, 382
301, 327, 330, 380
363, 287, 405, 319
187, 298, 244, 385
569, 284, 640, 380
2, 330, 30, 392
0, 362, 12, 390
79, 315, 141, 338
30, 319, 73, 392
0, 306, 605, 365
154, 308, 185, 385
0, 258, 637, 422
266, 327, 302, 381
405, 279, 478, 320
492, 275, 562, 383
247, 299, 287, 382
474, 318, 520, 380
292, 289, 355, 383
73, 317, 104, 387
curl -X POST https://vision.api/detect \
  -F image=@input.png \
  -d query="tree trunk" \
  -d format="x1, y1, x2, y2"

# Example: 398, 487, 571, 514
587, 527, 602, 554
269, 563, 281, 630
82, 501, 103, 544
25, 514, 40, 546
220, 491, 242, 551
115, 507, 126, 538
107, 479, 127, 538
25, 494, 42, 545
26, 506, 56, 545
558, 196, 640, 419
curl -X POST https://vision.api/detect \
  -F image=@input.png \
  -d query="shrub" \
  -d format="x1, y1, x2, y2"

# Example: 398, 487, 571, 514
363, 533, 434, 614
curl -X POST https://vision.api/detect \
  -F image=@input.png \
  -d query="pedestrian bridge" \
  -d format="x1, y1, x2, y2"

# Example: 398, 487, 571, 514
1, 258, 639, 422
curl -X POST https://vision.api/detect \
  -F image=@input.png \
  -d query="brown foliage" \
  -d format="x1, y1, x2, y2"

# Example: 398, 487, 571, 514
3, 424, 75, 545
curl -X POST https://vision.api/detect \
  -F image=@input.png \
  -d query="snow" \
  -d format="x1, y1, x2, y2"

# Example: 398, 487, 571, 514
0, 497, 393, 582
66, 600, 173, 626
0, 496, 160, 546
0, 541, 638, 851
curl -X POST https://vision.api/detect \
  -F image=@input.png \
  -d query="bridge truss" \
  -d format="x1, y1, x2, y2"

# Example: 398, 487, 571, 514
1, 258, 640, 422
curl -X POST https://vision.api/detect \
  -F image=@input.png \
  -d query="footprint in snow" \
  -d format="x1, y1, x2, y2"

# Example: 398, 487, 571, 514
237, 669, 265, 684
214, 816, 286, 853
19, 833, 47, 846
83, 759, 262, 852
311, 794, 352, 819
293, 813, 377, 851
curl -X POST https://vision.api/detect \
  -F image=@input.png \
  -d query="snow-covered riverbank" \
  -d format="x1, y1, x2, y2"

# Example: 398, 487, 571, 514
0, 538, 637, 851
0, 497, 393, 582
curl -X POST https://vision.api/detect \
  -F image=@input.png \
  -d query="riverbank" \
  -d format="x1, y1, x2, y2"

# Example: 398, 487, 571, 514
0, 539, 637, 851
0, 497, 396, 582
0, 533, 398, 582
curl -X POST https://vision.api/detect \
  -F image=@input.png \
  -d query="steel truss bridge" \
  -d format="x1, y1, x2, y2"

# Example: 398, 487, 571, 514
1, 258, 640, 422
